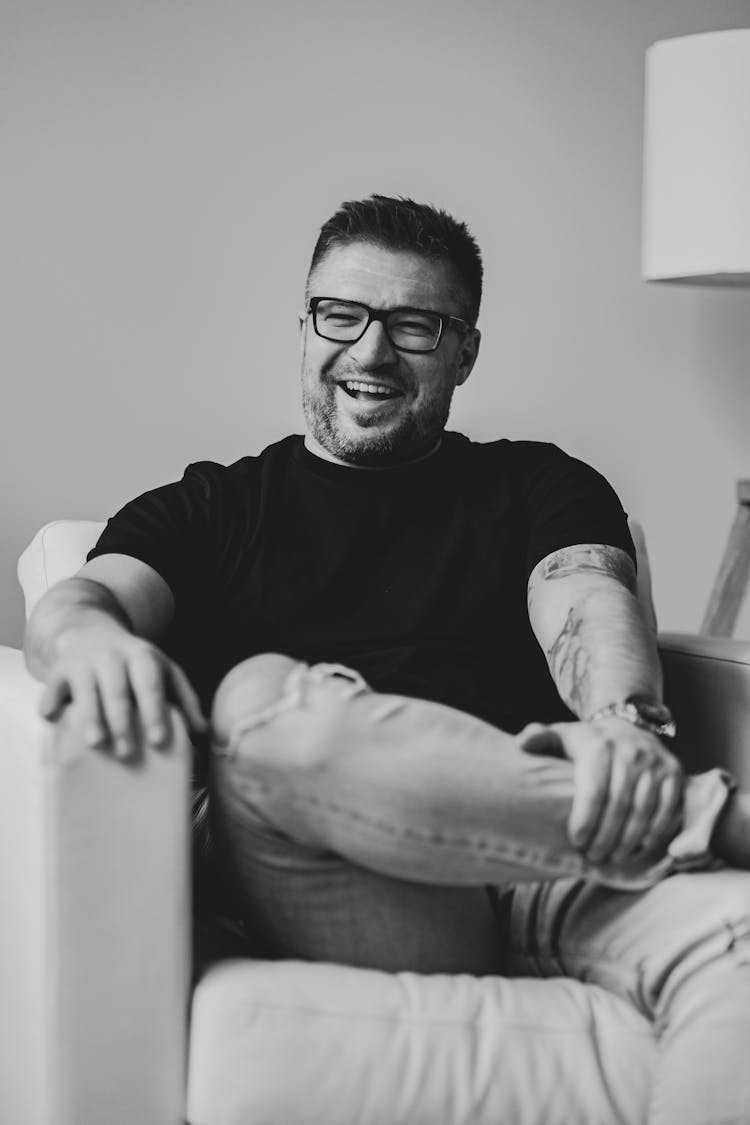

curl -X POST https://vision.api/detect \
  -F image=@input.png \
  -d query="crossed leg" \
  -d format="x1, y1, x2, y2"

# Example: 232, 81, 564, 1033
207, 653, 750, 1124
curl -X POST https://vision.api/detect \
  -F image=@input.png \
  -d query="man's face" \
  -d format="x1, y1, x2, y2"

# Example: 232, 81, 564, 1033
300, 241, 480, 467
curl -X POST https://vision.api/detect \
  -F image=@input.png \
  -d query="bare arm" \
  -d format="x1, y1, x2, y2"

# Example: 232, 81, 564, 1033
523, 543, 682, 865
526, 542, 662, 718
24, 554, 205, 756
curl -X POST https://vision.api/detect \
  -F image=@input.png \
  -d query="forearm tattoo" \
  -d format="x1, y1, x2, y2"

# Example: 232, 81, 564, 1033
546, 606, 593, 715
533, 545, 639, 716
538, 544, 637, 593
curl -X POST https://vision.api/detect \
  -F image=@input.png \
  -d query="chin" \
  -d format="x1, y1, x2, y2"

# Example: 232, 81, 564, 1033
303, 390, 448, 467
331, 425, 437, 467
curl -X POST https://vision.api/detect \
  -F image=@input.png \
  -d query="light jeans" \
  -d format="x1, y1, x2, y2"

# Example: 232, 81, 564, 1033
207, 654, 750, 1125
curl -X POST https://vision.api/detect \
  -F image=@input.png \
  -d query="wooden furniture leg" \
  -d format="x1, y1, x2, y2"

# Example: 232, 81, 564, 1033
702, 481, 750, 636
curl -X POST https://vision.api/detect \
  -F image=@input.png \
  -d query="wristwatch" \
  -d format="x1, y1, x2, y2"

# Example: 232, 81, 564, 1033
589, 694, 677, 740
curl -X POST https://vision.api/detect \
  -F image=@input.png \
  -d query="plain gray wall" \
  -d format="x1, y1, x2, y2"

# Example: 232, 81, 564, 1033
3, 0, 750, 648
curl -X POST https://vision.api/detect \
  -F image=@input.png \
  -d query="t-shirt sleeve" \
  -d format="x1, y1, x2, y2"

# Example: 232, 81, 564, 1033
519, 443, 636, 580
86, 461, 220, 604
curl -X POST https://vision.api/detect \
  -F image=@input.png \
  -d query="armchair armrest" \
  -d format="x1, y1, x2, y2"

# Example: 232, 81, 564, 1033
0, 646, 191, 1125
659, 633, 750, 784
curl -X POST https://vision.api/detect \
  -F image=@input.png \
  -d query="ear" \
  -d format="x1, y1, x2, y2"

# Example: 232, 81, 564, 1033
455, 329, 481, 386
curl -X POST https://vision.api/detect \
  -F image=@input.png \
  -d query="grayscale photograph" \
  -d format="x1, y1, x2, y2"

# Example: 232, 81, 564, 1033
2, 2, 750, 1123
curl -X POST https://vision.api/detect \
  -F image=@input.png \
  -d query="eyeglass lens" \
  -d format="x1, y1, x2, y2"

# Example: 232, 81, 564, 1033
314, 300, 441, 352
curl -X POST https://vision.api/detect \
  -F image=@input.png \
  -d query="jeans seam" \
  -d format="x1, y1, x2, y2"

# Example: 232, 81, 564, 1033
236, 779, 591, 880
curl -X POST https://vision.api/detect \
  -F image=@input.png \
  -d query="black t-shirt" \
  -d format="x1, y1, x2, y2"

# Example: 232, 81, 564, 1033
88, 432, 635, 735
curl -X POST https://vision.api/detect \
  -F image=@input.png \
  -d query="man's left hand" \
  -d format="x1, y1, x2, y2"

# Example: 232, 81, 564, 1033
517, 718, 684, 865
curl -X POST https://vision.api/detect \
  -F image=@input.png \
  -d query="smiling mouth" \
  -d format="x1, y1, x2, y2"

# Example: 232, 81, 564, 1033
339, 380, 403, 401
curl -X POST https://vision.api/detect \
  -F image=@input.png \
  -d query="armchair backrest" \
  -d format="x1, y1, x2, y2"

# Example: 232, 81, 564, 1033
18, 520, 105, 620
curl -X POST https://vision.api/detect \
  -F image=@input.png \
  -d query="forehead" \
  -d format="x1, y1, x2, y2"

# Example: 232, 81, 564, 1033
308, 241, 462, 311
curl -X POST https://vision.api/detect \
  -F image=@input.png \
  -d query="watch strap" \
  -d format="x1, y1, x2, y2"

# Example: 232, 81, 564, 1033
588, 700, 677, 739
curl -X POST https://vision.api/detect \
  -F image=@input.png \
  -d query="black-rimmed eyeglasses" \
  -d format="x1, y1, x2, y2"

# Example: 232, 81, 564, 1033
307, 297, 471, 354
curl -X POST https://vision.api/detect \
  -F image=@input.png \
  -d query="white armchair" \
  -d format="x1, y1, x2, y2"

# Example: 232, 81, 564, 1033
2, 520, 750, 1125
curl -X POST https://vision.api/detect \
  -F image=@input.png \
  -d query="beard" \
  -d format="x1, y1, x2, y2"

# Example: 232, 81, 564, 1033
301, 375, 454, 468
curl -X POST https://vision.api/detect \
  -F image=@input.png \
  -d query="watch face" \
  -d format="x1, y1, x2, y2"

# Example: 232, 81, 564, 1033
627, 696, 673, 725
626, 696, 676, 737
638, 702, 672, 725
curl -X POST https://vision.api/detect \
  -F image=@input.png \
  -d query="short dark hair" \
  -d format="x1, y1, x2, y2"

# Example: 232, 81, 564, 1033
307, 194, 483, 326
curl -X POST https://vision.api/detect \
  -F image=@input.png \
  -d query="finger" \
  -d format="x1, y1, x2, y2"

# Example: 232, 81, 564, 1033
69, 670, 109, 749
516, 722, 563, 756
166, 663, 208, 733
97, 660, 137, 759
610, 767, 662, 862
640, 769, 684, 854
585, 750, 637, 862
128, 654, 171, 747
516, 722, 547, 746
39, 675, 72, 720
567, 733, 612, 851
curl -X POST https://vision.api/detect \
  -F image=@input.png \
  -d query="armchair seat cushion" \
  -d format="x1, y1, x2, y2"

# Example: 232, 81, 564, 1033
187, 958, 654, 1125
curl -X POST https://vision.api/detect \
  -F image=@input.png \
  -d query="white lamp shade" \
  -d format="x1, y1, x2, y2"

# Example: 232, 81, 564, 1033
642, 29, 750, 284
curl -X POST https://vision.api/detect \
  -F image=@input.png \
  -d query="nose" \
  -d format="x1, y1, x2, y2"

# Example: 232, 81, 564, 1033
346, 319, 399, 368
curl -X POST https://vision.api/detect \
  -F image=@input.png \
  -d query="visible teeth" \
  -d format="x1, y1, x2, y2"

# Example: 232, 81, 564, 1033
343, 381, 395, 395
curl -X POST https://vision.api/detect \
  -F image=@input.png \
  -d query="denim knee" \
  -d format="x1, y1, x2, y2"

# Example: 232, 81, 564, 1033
211, 653, 303, 745
211, 654, 369, 778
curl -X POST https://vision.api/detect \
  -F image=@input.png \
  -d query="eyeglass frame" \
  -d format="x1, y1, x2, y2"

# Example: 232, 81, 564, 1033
306, 296, 473, 354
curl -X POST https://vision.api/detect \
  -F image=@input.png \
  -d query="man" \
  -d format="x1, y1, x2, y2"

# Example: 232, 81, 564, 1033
25, 196, 750, 1123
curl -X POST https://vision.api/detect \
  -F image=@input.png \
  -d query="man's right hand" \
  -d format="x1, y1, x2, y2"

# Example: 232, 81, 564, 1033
39, 623, 207, 757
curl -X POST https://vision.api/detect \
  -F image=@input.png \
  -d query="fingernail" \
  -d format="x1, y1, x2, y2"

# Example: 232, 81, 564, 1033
87, 727, 107, 748
115, 739, 131, 758
149, 725, 166, 745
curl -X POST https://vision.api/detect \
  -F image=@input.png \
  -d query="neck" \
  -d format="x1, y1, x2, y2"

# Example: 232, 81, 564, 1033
303, 433, 443, 470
